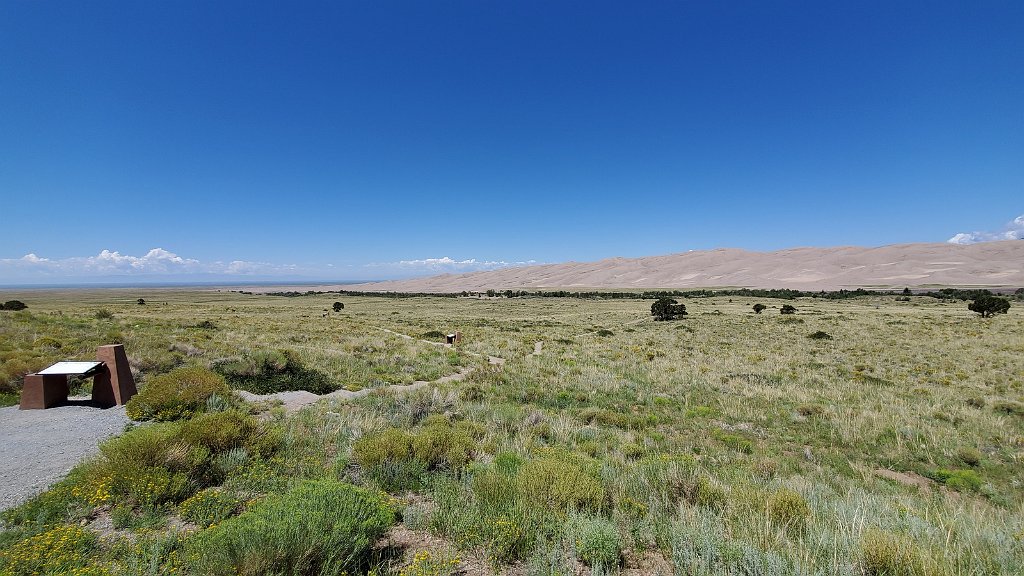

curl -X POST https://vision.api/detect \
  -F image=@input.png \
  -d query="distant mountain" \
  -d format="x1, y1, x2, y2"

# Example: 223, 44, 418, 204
340, 241, 1024, 292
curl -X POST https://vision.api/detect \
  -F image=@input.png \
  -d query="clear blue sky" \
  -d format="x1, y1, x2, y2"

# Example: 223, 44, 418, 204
1, 1, 1022, 282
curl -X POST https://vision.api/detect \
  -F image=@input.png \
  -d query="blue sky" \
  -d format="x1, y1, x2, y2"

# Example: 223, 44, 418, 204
1, 1, 1021, 283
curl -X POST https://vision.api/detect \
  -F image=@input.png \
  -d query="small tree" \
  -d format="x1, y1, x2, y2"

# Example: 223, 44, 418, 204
780, 304, 797, 315
2, 300, 27, 311
332, 302, 344, 312
753, 303, 766, 314
137, 298, 146, 305
651, 297, 687, 321
902, 287, 912, 296
968, 295, 1010, 318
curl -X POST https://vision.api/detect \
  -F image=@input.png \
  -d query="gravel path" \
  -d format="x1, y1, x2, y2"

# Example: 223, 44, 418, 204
0, 401, 130, 511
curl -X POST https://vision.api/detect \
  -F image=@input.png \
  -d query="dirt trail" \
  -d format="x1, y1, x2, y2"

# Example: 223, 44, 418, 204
236, 325, 514, 413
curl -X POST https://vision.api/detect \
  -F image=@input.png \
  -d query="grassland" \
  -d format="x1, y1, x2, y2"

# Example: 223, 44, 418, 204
0, 288, 1021, 575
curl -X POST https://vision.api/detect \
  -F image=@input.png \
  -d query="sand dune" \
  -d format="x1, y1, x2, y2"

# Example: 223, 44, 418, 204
338, 241, 1024, 293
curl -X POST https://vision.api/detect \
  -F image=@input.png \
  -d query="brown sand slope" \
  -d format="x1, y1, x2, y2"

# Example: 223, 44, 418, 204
340, 241, 1024, 292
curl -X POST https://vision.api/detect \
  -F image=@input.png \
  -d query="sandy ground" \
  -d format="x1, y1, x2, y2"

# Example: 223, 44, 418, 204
276, 241, 1024, 293
0, 401, 130, 511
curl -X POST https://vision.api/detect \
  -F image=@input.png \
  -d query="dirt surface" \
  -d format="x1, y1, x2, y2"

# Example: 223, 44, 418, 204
0, 400, 130, 511
874, 468, 935, 492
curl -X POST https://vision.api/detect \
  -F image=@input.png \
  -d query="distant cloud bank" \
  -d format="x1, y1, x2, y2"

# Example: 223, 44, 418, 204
948, 214, 1024, 244
0, 248, 299, 282
0, 248, 537, 284
367, 256, 538, 274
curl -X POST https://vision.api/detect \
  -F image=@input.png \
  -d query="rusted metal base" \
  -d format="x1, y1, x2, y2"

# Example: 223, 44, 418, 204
20, 374, 70, 409
93, 344, 137, 407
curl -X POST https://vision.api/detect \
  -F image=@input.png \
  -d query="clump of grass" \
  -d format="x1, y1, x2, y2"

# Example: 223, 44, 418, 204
126, 365, 230, 421
993, 400, 1024, 417
517, 450, 604, 512
925, 468, 983, 492
767, 488, 810, 531
957, 447, 983, 467
807, 330, 832, 340
861, 529, 926, 576
184, 480, 395, 575
713, 430, 754, 454
178, 488, 242, 528
569, 514, 621, 568
212, 349, 336, 395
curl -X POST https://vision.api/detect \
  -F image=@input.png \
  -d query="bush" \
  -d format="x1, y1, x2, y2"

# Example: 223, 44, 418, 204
94, 308, 114, 319
353, 421, 476, 490
571, 515, 621, 567
780, 304, 798, 315
212, 349, 336, 394
411, 420, 476, 470
1, 300, 27, 311
181, 410, 279, 458
332, 301, 344, 312
651, 297, 687, 321
968, 295, 1010, 318
861, 529, 925, 576
753, 303, 766, 314
767, 488, 810, 530
517, 451, 604, 512
0, 524, 98, 575
178, 488, 241, 528
353, 428, 413, 470
126, 366, 230, 421
184, 480, 395, 575
926, 468, 983, 492
808, 330, 832, 340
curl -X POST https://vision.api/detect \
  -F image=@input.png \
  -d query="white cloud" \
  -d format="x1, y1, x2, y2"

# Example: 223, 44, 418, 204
368, 256, 537, 274
0, 248, 303, 281
947, 214, 1024, 244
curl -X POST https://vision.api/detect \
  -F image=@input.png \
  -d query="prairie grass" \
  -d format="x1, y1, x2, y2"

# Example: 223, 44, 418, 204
0, 288, 1021, 574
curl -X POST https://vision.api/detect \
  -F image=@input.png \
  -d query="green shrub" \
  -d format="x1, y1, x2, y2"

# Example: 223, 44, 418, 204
32, 336, 63, 350
353, 428, 413, 470
181, 410, 278, 457
957, 447, 983, 467
411, 420, 476, 470
767, 488, 810, 531
126, 366, 230, 421
780, 304, 798, 314
1, 300, 28, 311
212, 349, 336, 394
517, 451, 604, 512
184, 480, 395, 575
421, 330, 446, 339
355, 421, 476, 473
713, 430, 754, 454
94, 308, 114, 320
571, 515, 622, 567
926, 468, 983, 492
178, 488, 241, 528
808, 330, 832, 340
861, 529, 925, 576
